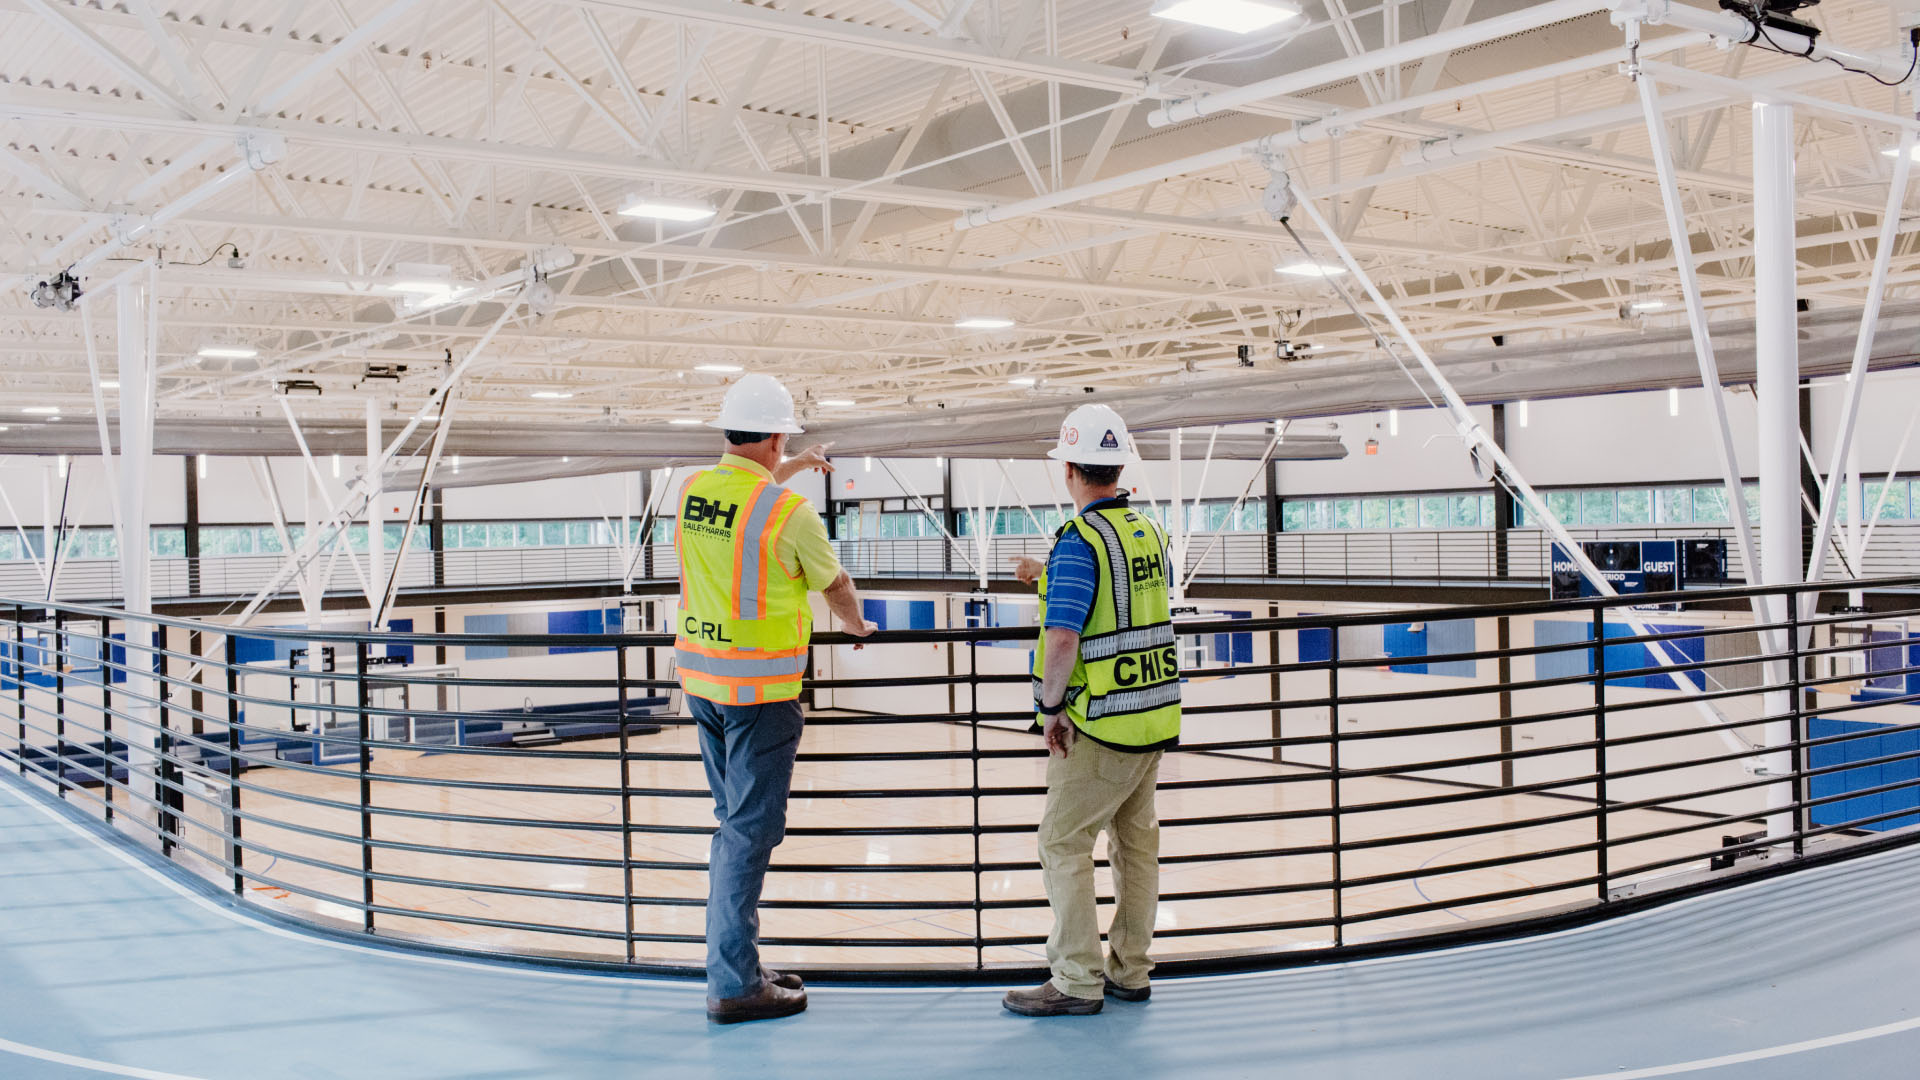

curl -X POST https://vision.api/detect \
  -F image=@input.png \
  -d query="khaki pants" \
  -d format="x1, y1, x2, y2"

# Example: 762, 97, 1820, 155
1038, 736, 1163, 999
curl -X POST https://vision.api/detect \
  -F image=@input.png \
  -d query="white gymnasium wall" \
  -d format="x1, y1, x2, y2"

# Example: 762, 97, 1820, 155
0, 455, 187, 527
198, 456, 356, 524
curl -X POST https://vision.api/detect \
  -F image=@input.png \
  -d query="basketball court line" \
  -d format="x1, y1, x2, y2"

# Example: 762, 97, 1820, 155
0, 1035, 207, 1080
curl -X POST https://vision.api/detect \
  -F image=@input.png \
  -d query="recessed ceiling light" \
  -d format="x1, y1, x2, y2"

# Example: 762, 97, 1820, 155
100, 380, 119, 389
956, 316, 1017, 330
1152, 0, 1302, 34
1009, 376, 1037, 387
695, 363, 744, 374
820, 399, 856, 407
618, 195, 718, 222
197, 345, 259, 359
1628, 299, 1668, 313
668, 418, 705, 425
530, 391, 575, 399
22, 406, 59, 415
0, 426, 9, 432
1276, 261, 1348, 278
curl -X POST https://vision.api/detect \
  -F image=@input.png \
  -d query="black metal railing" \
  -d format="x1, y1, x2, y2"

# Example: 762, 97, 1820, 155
5, 577, 1920, 980
14, 524, 1920, 603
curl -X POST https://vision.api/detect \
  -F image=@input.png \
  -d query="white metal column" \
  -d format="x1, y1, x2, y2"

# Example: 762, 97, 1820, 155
114, 274, 156, 766
1753, 99, 1801, 840
366, 399, 385, 633
1168, 428, 1186, 602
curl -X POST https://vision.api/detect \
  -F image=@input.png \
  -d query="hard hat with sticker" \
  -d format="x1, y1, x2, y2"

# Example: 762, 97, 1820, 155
1046, 403, 1139, 465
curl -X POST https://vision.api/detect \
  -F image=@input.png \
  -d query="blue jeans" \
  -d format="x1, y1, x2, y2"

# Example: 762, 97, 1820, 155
690, 694, 804, 999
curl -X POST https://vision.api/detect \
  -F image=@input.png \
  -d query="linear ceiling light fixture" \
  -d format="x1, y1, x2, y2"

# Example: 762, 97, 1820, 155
1152, 0, 1301, 33
820, 399, 856, 407
1277, 261, 1348, 278
530, 391, 575, 400
197, 345, 259, 359
21, 406, 59, 415
956, 316, 1017, 330
618, 195, 718, 222
694, 363, 743, 374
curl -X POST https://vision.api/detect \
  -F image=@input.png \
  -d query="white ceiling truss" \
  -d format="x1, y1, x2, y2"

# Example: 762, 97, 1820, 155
2, 0, 1919, 447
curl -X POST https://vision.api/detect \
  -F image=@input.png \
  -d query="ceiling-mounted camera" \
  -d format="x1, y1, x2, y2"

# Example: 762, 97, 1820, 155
1718, 0, 1822, 40
29, 269, 81, 311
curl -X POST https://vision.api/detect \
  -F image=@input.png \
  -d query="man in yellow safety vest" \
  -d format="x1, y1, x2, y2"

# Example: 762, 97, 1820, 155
1003, 403, 1181, 1017
675, 373, 876, 1024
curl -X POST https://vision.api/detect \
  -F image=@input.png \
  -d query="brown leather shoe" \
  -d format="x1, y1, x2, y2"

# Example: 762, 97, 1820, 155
762, 966, 803, 991
1002, 981, 1103, 1017
1104, 975, 1150, 1002
707, 982, 808, 1025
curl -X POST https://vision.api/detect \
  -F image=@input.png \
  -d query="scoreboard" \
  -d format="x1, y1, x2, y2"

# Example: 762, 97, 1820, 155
1550, 538, 1727, 602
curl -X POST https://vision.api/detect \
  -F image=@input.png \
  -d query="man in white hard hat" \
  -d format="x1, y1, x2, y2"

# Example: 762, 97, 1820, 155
1003, 403, 1182, 1017
674, 373, 878, 1024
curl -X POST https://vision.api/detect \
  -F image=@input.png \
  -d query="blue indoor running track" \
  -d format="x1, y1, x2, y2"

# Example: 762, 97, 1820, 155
2, 772, 1918, 1080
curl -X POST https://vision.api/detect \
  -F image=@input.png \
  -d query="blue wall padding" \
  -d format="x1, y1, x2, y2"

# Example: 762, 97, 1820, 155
1209, 611, 1253, 666
1385, 623, 1428, 675
234, 634, 278, 665
1532, 620, 1705, 691
0, 639, 55, 688
463, 614, 509, 660
1853, 637, 1920, 702
863, 598, 936, 631
1809, 716, 1920, 831
385, 619, 414, 665
547, 609, 611, 654
1298, 626, 1331, 664
964, 599, 1028, 649
1424, 620, 1478, 678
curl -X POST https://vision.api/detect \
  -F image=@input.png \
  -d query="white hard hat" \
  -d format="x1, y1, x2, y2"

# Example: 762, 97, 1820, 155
709, 373, 804, 434
1047, 403, 1139, 465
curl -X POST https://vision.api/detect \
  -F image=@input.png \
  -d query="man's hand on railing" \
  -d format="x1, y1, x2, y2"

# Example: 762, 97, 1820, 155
1010, 555, 1045, 585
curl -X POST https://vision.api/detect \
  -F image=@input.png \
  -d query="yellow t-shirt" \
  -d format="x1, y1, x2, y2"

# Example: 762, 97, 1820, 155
704, 454, 843, 591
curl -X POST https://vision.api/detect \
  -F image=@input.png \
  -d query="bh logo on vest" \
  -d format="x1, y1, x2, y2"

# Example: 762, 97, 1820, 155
1130, 552, 1163, 584
685, 495, 738, 528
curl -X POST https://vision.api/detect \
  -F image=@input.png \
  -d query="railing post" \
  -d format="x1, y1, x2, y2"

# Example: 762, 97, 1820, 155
1592, 603, 1609, 902
617, 642, 636, 963
970, 635, 984, 970
1788, 591, 1806, 858
12, 607, 24, 777
225, 632, 244, 894
157, 628, 178, 855
356, 640, 375, 933
100, 618, 114, 822
52, 607, 65, 795
1327, 626, 1344, 947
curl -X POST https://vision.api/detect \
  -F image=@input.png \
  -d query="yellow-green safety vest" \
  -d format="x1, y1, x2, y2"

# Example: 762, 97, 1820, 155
1034, 503, 1182, 750
675, 462, 813, 705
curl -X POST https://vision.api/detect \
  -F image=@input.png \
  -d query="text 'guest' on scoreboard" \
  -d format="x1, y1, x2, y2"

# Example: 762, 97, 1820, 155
1550, 539, 1729, 602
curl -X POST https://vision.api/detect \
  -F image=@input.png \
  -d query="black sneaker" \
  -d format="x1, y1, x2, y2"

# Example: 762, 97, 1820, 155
1104, 975, 1150, 1002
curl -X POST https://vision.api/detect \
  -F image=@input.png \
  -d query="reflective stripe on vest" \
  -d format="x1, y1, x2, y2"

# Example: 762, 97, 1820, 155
1033, 504, 1181, 749
676, 462, 813, 705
